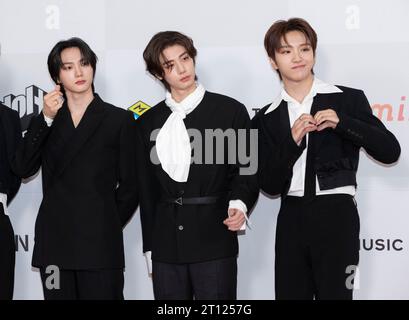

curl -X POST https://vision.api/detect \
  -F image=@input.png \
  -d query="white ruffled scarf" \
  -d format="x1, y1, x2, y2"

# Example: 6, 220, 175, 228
156, 83, 206, 182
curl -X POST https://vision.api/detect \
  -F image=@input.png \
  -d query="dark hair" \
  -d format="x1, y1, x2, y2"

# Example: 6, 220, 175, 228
264, 18, 317, 78
47, 37, 98, 96
143, 31, 197, 91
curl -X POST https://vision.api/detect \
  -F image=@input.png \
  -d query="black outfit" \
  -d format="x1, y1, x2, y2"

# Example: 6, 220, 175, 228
12, 94, 138, 300
39, 268, 124, 300
0, 103, 22, 300
137, 91, 258, 299
253, 86, 401, 300
152, 257, 237, 300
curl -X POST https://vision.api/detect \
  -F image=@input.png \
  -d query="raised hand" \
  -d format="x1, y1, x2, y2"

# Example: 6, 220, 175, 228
314, 109, 339, 131
291, 113, 317, 145
43, 85, 64, 119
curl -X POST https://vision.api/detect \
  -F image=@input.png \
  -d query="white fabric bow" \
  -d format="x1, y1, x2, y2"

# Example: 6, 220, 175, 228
156, 83, 206, 182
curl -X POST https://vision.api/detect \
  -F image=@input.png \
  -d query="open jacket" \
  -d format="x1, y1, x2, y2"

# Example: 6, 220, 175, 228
252, 86, 401, 198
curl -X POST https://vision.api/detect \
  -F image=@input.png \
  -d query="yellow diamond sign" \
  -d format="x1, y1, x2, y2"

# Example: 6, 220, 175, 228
128, 101, 151, 119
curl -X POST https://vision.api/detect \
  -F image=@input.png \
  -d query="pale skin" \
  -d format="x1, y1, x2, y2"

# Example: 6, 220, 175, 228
270, 30, 340, 145
43, 47, 95, 128
158, 44, 197, 102
159, 44, 246, 231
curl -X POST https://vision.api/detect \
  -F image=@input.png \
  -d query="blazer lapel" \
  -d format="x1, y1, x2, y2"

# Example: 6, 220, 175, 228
42, 104, 73, 174
262, 100, 290, 143
54, 94, 107, 178
277, 100, 291, 142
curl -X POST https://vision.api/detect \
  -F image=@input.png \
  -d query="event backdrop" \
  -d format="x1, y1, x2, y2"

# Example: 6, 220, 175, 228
0, 0, 408, 299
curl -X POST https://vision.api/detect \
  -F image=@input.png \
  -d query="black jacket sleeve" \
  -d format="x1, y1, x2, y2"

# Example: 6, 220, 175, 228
228, 103, 259, 213
12, 112, 52, 179
2, 108, 22, 203
115, 111, 139, 227
334, 90, 401, 164
252, 111, 305, 196
136, 120, 158, 253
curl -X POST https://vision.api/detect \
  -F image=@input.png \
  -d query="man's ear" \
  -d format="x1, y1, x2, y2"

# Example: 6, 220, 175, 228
269, 57, 278, 70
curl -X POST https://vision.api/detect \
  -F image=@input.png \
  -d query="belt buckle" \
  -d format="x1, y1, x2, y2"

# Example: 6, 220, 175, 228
175, 197, 183, 206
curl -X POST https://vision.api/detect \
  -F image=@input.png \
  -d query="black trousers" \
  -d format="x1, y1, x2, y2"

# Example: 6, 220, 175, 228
153, 256, 237, 300
275, 194, 360, 300
0, 205, 15, 300
39, 268, 124, 300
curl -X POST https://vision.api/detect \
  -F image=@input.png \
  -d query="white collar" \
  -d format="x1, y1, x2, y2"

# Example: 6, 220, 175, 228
265, 78, 343, 114
156, 83, 206, 183
165, 83, 206, 116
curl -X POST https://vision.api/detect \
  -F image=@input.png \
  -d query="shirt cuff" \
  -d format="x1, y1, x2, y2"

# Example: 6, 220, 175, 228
229, 199, 250, 230
43, 114, 54, 127
144, 251, 152, 276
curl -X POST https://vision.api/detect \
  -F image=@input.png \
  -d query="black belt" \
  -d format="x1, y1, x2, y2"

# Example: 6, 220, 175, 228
161, 195, 224, 206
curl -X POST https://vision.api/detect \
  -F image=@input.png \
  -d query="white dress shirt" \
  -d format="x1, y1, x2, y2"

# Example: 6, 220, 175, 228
265, 78, 355, 197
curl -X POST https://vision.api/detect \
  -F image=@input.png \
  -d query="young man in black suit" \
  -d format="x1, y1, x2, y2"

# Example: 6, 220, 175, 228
0, 102, 22, 300
253, 18, 401, 300
137, 31, 258, 299
12, 37, 138, 300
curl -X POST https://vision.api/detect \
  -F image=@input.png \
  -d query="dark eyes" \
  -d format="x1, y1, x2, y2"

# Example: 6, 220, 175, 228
279, 47, 311, 54
61, 61, 90, 70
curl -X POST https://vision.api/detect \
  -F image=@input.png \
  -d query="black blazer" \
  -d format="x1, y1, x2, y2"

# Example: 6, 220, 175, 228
0, 103, 22, 204
136, 92, 259, 264
252, 86, 401, 198
12, 95, 138, 269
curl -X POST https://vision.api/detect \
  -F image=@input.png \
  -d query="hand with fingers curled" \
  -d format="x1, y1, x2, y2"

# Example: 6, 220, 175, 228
291, 113, 318, 145
223, 208, 246, 232
43, 85, 64, 119
314, 109, 339, 131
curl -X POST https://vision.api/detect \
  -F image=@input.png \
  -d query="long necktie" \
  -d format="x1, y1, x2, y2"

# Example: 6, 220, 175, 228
303, 131, 316, 202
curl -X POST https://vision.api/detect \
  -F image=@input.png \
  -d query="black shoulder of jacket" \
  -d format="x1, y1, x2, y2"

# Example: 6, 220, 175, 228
333, 85, 364, 97
134, 99, 168, 125
0, 102, 19, 118
205, 91, 244, 107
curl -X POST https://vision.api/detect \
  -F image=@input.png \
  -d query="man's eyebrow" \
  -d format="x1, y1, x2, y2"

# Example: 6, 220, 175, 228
278, 42, 311, 49
178, 51, 188, 58
161, 51, 188, 66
